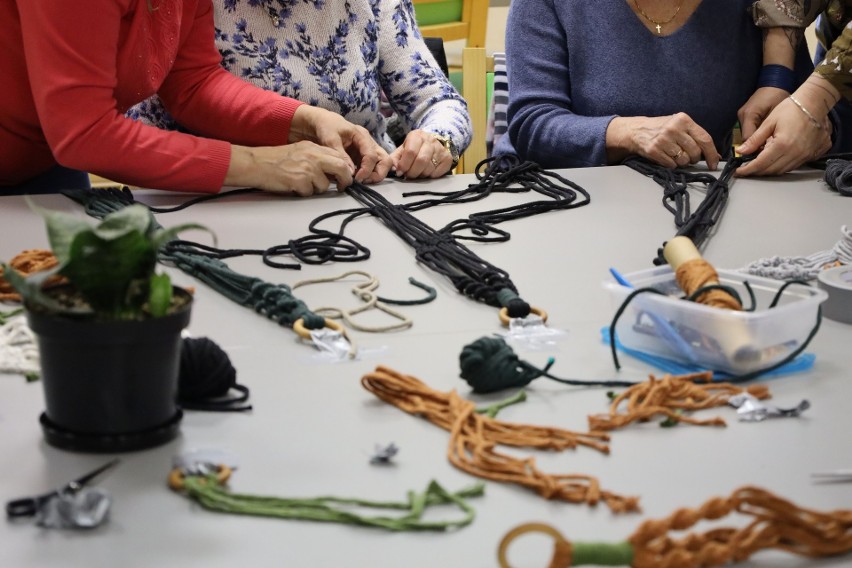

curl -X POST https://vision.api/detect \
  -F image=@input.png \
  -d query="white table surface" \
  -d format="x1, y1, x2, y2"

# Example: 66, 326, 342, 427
1, 164, 851, 568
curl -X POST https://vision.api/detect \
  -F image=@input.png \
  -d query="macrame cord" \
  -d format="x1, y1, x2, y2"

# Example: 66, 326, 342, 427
361, 365, 640, 513
168, 464, 485, 532
623, 155, 752, 265
292, 270, 421, 332
824, 157, 852, 196
741, 224, 852, 281
459, 336, 637, 394
498, 486, 852, 567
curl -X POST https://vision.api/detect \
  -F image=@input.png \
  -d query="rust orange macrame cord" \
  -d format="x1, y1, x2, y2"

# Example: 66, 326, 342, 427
0, 249, 64, 302
589, 371, 770, 431
499, 486, 852, 567
675, 258, 742, 310
361, 365, 640, 513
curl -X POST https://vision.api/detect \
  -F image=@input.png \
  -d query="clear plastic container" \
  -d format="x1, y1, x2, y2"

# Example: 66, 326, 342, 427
603, 267, 828, 375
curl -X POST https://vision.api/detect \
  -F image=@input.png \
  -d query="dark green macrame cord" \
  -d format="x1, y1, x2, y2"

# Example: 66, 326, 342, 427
63, 188, 327, 331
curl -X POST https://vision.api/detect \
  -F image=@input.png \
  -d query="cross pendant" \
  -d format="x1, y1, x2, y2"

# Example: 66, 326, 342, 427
655, 24, 662, 34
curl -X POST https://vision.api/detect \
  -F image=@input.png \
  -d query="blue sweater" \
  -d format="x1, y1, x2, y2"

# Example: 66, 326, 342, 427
496, 0, 812, 168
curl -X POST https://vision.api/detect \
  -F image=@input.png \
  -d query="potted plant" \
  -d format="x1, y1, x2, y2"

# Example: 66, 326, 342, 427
2, 203, 206, 452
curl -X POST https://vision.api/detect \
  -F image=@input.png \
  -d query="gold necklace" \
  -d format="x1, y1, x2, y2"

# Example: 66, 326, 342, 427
631, 0, 685, 34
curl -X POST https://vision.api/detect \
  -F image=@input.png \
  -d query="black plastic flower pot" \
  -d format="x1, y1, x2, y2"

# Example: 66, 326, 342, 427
26, 288, 192, 453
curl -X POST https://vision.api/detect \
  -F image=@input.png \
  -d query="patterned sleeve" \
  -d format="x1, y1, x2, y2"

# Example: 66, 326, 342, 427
750, 0, 827, 28
817, 21, 852, 100
375, 0, 472, 153
751, 1, 852, 101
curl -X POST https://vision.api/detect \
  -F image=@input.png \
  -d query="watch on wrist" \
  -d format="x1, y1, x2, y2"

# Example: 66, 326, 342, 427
432, 134, 459, 170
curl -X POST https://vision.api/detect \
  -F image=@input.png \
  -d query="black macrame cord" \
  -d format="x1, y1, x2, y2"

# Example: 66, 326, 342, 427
623, 154, 755, 265
65, 155, 590, 319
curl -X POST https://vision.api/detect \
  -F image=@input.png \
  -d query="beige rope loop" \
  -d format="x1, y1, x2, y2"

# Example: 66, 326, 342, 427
293, 270, 413, 332
292, 316, 347, 339
499, 305, 548, 326
168, 465, 232, 491
498, 522, 573, 568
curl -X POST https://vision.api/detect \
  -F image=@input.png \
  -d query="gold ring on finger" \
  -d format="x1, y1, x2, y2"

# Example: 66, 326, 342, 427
431, 157, 439, 167
673, 149, 684, 160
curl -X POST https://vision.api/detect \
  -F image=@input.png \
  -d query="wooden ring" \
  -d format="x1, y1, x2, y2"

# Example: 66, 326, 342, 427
292, 317, 346, 339
167, 464, 232, 491
498, 306, 548, 326
497, 522, 569, 568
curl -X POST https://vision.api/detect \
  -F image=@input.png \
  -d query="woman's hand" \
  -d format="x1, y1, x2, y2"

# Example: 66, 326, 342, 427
225, 142, 356, 196
736, 75, 838, 177
390, 130, 455, 179
737, 86, 790, 142
289, 105, 393, 184
606, 113, 720, 170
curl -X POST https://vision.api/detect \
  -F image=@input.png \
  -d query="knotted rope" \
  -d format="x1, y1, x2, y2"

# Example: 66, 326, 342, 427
70, 186, 368, 268
741, 225, 852, 281
361, 366, 640, 513
498, 486, 852, 567
0, 312, 39, 378
343, 181, 536, 318
587, 371, 770, 431
67, 156, 592, 323
623, 156, 749, 265
292, 270, 418, 333
169, 470, 484, 531
459, 336, 636, 394
824, 158, 852, 196
62, 188, 333, 336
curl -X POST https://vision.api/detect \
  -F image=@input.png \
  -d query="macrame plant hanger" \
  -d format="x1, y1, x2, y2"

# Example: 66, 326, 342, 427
64, 155, 591, 332
498, 486, 852, 567
622, 154, 753, 265
323, 155, 592, 326
61, 188, 352, 354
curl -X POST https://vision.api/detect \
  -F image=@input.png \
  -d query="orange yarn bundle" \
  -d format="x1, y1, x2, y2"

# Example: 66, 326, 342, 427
674, 258, 742, 310
664, 238, 741, 310
361, 366, 640, 513
588, 371, 770, 431
499, 486, 852, 567
0, 249, 64, 302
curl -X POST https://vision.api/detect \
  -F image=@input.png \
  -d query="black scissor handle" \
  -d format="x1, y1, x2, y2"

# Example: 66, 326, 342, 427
5, 495, 45, 518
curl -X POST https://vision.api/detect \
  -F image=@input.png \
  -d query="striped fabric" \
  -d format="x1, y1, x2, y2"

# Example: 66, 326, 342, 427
486, 52, 509, 157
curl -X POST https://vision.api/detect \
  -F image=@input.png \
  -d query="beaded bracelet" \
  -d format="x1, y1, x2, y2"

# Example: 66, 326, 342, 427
757, 64, 795, 92
788, 95, 823, 129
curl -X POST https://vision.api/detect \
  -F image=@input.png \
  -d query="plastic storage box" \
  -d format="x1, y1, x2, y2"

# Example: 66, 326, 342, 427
603, 266, 828, 375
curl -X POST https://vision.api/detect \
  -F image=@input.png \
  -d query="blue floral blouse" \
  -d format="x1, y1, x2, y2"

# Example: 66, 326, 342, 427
129, 0, 472, 154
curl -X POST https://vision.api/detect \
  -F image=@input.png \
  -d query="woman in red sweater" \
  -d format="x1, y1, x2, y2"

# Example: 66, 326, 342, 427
0, 0, 392, 195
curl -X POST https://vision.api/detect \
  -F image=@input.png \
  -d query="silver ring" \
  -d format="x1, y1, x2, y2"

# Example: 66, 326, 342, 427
431, 157, 439, 167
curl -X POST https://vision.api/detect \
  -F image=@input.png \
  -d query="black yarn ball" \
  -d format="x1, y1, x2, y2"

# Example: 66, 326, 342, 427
178, 336, 251, 411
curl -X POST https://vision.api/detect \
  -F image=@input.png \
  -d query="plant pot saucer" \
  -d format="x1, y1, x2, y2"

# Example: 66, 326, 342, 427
40, 410, 183, 453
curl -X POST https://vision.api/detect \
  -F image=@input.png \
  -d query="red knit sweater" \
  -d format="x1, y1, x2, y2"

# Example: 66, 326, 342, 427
0, 0, 303, 193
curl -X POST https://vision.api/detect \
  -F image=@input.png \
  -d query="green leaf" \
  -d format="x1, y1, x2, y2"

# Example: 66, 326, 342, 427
91, 205, 153, 241
40, 209, 92, 265
147, 273, 172, 318
62, 230, 156, 317
151, 223, 215, 250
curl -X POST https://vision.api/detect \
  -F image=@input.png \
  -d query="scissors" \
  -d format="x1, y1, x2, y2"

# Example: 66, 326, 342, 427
5, 459, 120, 518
